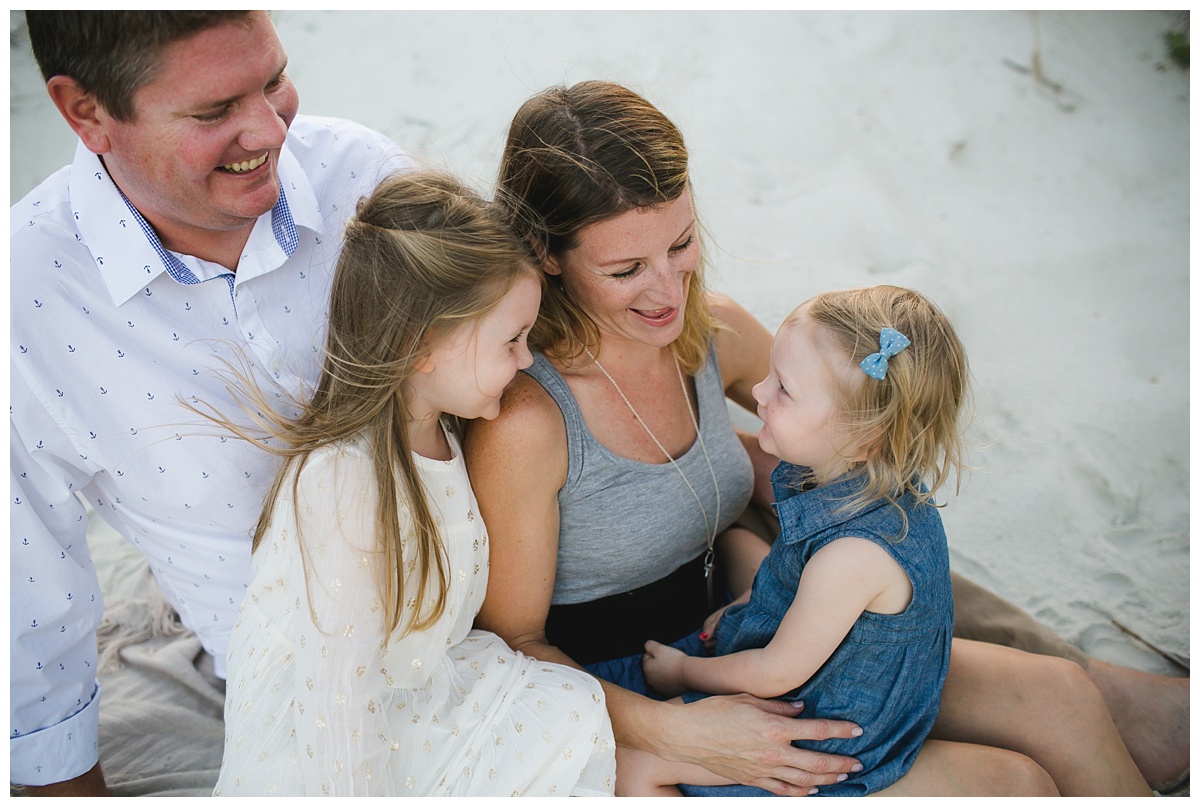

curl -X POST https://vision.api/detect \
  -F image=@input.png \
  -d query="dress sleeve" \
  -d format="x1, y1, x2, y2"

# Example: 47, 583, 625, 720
287, 444, 441, 795
9, 366, 105, 787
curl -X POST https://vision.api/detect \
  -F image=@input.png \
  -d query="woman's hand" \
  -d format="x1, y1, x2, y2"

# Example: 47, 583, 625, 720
659, 693, 864, 796
642, 640, 690, 697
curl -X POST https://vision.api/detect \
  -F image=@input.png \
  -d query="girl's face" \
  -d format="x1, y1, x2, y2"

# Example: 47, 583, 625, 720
549, 192, 698, 350
752, 310, 863, 478
416, 274, 541, 422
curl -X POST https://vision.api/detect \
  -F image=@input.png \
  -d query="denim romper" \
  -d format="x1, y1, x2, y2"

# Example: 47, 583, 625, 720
711, 462, 954, 796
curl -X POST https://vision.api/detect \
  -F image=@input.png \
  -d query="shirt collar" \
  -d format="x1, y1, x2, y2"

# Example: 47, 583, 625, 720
69, 138, 324, 307
770, 462, 889, 541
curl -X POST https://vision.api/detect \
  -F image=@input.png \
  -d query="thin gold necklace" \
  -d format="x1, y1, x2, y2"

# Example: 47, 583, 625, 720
582, 345, 722, 594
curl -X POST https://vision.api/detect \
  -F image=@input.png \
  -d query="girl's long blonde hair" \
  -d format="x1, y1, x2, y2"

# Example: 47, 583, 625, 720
797, 285, 971, 522
204, 170, 538, 637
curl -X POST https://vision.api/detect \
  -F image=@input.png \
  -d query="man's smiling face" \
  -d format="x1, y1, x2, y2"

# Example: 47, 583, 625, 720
94, 11, 299, 252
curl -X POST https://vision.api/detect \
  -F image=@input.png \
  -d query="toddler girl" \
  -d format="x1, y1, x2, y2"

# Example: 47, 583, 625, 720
622, 284, 968, 796
211, 171, 615, 796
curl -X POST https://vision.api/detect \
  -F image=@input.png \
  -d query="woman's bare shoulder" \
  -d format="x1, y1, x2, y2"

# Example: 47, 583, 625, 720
464, 371, 567, 485
707, 290, 763, 331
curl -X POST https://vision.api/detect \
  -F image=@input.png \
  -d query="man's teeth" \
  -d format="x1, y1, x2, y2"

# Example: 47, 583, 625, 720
222, 154, 267, 173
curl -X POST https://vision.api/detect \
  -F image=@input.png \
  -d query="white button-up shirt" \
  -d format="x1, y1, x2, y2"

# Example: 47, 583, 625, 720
10, 114, 411, 786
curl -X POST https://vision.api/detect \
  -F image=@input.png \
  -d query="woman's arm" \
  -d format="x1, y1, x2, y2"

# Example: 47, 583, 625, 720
465, 373, 568, 660
709, 291, 773, 413
645, 537, 910, 698
710, 292, 778, 506
465, 372, 864, 795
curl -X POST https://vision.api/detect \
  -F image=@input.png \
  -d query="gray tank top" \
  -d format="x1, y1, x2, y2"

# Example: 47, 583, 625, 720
525, 343, 754, 604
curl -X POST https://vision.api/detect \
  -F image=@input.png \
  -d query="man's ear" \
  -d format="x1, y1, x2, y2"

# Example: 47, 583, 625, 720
45, 76, 113, 155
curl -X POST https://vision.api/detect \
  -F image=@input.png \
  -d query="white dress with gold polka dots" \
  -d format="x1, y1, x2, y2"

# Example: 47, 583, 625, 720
213, 429, 616, 796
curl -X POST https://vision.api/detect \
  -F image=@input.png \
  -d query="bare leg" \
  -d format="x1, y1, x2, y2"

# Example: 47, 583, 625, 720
1085, 658, 1190, 792
952, 570, 1190, 790
616, 733, 1059, 797
870, 739, 1058, 796
932, 638, 1152, 796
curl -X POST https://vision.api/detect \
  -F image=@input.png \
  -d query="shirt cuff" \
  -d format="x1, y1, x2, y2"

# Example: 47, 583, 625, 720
10, 683, 101, 787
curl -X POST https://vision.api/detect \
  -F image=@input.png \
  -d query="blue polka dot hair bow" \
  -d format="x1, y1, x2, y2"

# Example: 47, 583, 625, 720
859, 327, 910, 380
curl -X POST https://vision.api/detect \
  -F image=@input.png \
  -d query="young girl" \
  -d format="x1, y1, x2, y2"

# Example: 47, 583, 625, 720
210, 171, 616, 796
621, 284, 970, 797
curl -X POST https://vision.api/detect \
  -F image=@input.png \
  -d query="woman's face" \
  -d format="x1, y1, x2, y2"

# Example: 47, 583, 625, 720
549, 193, 699, 350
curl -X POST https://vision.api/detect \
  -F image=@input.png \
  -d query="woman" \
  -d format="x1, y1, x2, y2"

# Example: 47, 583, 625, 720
465, 80, 1167, 796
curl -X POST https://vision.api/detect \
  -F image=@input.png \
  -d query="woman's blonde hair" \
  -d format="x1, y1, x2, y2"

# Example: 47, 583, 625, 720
495, 80, 719, 373
794, 285, 970, 522
203, 170, 537, 637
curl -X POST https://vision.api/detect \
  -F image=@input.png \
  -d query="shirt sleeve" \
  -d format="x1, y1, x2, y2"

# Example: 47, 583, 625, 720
10, 365, 105, 786
288, 445, 439, 796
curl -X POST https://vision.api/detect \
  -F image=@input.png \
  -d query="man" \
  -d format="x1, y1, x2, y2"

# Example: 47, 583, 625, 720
11, 11, 410, 794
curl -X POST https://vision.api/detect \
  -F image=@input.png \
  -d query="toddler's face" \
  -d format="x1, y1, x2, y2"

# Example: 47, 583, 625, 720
751, 310, 861, 478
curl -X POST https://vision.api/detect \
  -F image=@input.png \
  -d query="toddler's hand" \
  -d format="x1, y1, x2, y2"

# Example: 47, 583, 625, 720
642, 639, 689, 698
699, 606, 727, 653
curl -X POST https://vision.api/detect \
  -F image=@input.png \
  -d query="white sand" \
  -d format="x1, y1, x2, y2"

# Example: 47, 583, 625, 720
9, 10, 1189, 675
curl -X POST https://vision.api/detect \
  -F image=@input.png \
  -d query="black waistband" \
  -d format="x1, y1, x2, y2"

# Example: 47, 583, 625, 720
545, 554, 711, 666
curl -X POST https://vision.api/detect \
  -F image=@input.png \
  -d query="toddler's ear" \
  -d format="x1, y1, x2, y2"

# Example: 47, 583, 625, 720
849, 430, 882, 463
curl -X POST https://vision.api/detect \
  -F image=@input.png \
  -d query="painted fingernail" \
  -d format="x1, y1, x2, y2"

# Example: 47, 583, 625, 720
787, 698, 804, 707
837, 774, 848, 782
699, 632, 709, 640
808, 788, 819, 796
852, 763, 864, 772
851, 727, 863, 737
